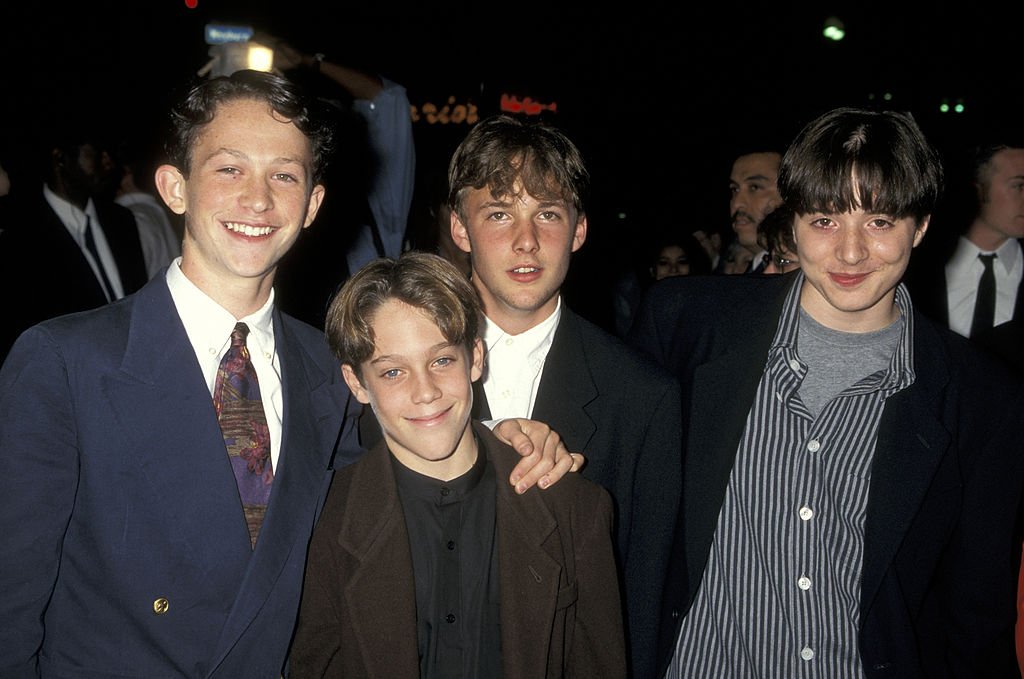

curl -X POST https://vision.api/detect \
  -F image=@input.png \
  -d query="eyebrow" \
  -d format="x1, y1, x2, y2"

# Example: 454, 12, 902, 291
201, 147, 306, 167
369, 341, 454, 365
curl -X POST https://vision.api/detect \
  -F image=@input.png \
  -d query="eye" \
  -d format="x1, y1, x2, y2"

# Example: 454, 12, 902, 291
486, 210, 509, 221
810, 217, 834, 229
217, 166, 241, 175
538, 210, 563, 221
868, 218, 895, 229
433, 356, 455, 368
380, 368, 402, 380
273, 172, 299, 183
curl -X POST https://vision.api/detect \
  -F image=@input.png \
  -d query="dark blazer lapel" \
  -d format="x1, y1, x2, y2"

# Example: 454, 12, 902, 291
859, 313, 951, 617
1013, 239, 1024, 321
338, 440, 420, 677
531, 308, 598, 450
472, 378, 491, 420
105, 278, 254, 569
213, 311, 353, 662
487, 424, 561, 679
684, 279, 789, 600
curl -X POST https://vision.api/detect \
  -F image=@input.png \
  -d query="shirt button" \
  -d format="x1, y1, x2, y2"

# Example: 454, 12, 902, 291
446, 613, 456, 624
264, 351, 272, 360
788, 358, 801, 372
798, 576, 812, 590
208, 347, 217, 355
799, 506, 813, 521
446, 540, 456, 550
440, 487, 450, 497
153, 597, 169, 615
800, 646, 814, 661
505, 338, 514, 346
807, 439, 821, 453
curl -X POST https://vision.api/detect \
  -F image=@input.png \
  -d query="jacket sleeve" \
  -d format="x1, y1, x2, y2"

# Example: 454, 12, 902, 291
0, 327, 80, 676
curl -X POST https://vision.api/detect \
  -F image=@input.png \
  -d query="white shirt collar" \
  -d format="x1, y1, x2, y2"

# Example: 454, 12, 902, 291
482, 296, 562, 363
43, 183, 98, 238
164, 256, 276, 361
950, 235, 1021, 276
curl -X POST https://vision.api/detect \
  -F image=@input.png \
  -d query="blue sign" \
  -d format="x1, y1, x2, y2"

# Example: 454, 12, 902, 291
205, 24, 254, 45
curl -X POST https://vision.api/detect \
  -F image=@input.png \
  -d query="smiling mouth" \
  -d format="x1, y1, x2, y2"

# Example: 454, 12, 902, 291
408, 405, 452, 425
224, 222, 274, 237
831, 272, 869, 286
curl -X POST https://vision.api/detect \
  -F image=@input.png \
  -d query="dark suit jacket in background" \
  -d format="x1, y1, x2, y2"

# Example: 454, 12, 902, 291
629, 273, 1024, 678
0, 275, 362, 678
904, 237, 1024, 372
0, 193, 149, 361
473, 304, 682, 679
290, 421, 627, 678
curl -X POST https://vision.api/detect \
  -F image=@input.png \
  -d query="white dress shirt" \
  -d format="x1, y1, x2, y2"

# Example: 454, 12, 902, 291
481, 298, 562, 421
166, 258, 284, 471
945, 236, 1022, 337
44, 184, 125, 300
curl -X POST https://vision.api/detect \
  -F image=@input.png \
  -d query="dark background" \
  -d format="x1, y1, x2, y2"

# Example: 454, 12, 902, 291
2, 1, 1020, 327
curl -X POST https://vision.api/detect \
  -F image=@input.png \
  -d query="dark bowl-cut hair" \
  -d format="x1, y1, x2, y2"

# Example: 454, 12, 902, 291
778, 107, 943, 223
324, 251, 483, 380
446, 114, 589, 223
164, 69, 335, 185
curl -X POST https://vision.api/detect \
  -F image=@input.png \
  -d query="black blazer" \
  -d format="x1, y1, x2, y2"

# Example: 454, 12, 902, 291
629, 273, 1024, 678
474, 304, 683, 679
0, 194, 148, 359
905, 237, 1024, 374
904, 237, 1024, 327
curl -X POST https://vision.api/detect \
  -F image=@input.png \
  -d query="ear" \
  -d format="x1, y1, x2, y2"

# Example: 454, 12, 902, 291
450, 210, 473, 254
912, 215, 930, 248
341, 364, 371, 405
571, 214, 588, 252
155, 164, 187, 215
470, 337, 485, 383
304, 184, 326, 229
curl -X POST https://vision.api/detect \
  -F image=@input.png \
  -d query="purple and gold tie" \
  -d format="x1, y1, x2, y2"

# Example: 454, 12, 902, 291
213, 322, 273, 548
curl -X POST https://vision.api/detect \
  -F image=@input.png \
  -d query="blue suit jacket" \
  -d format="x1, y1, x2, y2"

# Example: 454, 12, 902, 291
0, 274, 362, 678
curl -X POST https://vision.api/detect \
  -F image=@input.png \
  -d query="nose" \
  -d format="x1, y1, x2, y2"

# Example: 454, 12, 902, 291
240, 176, 273, 213
411, 371, 442, 404
837, 225, 868, 264
730, 189, 745, 215
512, 219, 539, 253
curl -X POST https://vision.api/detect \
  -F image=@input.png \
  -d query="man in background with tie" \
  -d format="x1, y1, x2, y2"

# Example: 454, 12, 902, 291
0, 123, 149, 361
906, 139, 1024, 370
0, 70, 576, 678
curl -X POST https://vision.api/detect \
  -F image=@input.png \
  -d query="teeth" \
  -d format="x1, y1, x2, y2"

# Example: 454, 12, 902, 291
513, 267, 537, 273
225, 222, 273, 237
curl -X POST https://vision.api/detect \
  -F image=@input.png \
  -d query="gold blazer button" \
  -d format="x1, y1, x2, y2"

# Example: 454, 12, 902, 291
153, 598, 170, 615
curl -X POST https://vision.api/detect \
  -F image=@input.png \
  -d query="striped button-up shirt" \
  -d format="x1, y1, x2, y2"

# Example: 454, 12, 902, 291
667, 277, 916, 679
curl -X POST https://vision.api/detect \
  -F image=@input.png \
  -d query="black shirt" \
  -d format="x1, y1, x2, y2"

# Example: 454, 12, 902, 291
391, 437, 503, 678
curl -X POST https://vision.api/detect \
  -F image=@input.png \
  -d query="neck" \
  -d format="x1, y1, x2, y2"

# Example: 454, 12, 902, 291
966, 218, 1010, 252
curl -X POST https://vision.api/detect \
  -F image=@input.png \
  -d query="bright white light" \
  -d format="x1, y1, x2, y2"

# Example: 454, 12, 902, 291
247, 45, 274, 72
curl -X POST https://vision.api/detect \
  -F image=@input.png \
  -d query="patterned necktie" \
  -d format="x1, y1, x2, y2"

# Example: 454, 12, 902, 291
970, 253, 997, 338
213, 322, 273, 548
